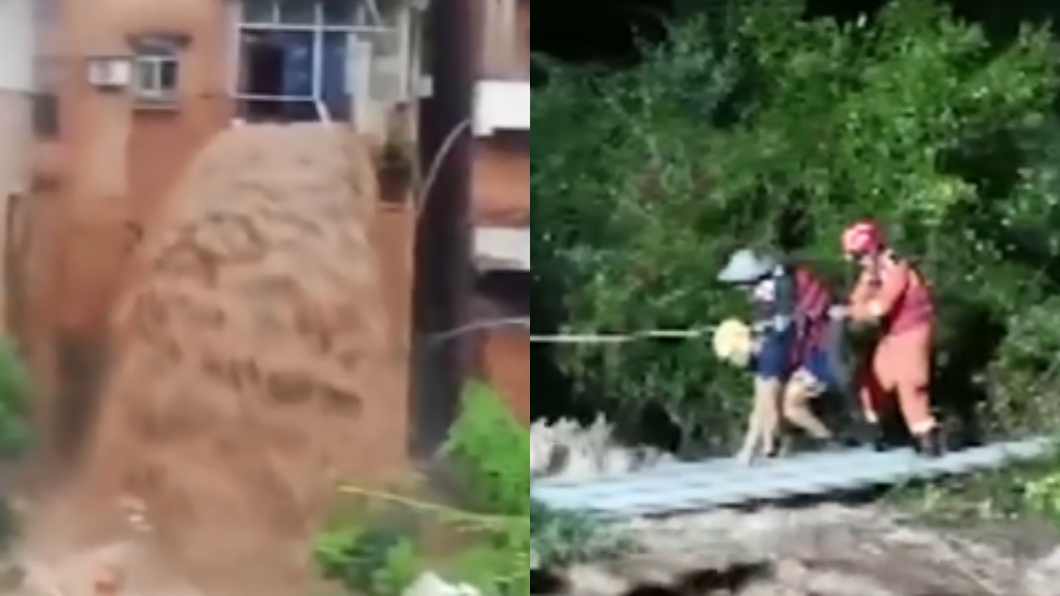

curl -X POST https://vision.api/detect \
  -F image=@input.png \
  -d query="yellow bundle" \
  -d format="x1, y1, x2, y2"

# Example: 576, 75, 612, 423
712, 318, 754, 367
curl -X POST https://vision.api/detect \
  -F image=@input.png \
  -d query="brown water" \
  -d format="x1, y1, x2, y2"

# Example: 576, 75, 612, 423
13, 124, 402, 595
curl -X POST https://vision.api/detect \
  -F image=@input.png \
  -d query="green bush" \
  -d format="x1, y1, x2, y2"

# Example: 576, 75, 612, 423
314, 383, 623, 594
0, 338, 32, 458
443, 380, 530, 515
533, 0, 1060, 449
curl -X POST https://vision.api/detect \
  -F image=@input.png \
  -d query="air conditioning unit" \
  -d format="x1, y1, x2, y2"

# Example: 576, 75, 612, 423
85, 55, 132, 89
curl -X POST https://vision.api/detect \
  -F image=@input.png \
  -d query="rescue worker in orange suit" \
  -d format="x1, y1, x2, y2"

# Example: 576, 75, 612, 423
717, 249, 847, 463
838, 220, 943, 456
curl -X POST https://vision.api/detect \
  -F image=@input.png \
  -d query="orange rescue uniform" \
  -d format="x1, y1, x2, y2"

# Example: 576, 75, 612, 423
848, 254, 936, 434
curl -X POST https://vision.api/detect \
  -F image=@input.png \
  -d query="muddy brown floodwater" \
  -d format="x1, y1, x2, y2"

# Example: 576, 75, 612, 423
11, 124, 405, 595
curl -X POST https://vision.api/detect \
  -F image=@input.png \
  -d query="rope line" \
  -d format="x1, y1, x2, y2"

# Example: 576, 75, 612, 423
426, 317, 715, 344
529, 328, 710, 343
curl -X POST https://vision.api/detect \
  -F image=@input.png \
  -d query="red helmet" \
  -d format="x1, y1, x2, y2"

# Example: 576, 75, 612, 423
841, 220, 885, 254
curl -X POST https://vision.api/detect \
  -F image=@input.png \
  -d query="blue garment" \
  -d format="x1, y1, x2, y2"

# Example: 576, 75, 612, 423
753, 325, 837, 390
753, 323, 796, 380
801, 345, 837, 388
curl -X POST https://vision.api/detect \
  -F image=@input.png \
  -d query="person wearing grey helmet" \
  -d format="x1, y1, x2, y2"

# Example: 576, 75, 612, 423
717, 248, 849, 463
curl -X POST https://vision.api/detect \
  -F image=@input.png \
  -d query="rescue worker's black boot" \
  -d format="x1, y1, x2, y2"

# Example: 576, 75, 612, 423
914, 427, 944, 458
855, 420, 887, 451
817, 437, 847, 452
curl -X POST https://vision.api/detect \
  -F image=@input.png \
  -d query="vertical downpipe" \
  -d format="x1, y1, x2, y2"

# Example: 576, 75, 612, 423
411, 0, 476, 457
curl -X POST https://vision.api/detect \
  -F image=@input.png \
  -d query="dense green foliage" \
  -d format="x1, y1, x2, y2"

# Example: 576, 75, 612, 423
0, 339, 32, 458
533, 0, 1060, 449
313, 383, 621, 594
445, 381, 530, 515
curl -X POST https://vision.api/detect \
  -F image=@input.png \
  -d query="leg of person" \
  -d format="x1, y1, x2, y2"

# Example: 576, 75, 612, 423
744, 376, 782, 459
822, 317, 863, 425
737, 326, 791, 463
783, 366, 833, 441
888, 326, 942, 456
858, 365, 889, 450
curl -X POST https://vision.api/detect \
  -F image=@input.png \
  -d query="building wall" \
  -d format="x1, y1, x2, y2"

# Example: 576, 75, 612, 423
472, 271, 530, 423
472, 0, 529, 223
473, 133, 528, 226
0, 0, 37, 333
471, 0, 530, 421
23, 0, 414, 473
478, 0, 529, 80
27, 0, 228, 337
0, 0, 34, 182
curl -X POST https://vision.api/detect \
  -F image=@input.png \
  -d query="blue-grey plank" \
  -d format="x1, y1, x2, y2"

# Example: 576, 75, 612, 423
539, 441, 1020, 515
531, 437, 1054, 516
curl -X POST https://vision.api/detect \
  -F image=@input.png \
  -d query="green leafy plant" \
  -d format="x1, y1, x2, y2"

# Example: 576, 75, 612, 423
0, 338, 31, 458
530, 500, 628, 566
443, 380, 530, 516
1023, 472, 1060, 520
314, 382, 628, 594
533, 0, 1060, 448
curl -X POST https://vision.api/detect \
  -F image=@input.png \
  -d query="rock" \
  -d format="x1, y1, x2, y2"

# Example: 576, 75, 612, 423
539, 505, 1055, 594
402, 572, 480, 596
1024, 546, 1060, 596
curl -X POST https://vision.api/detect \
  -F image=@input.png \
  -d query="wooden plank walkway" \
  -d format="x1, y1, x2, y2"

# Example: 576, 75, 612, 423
531, 437, 1054, 517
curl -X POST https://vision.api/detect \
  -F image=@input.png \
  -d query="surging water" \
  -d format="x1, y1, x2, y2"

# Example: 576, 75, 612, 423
15, 124, 405, 595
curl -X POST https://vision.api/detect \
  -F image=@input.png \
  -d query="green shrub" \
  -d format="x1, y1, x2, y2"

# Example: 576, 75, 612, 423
0, 338, 31, 458
443, 381, 530, 515
530, 500, 628, 567
314, 383, 623, 594
1022, 469, 1060, 521
533, 0, 1060, 448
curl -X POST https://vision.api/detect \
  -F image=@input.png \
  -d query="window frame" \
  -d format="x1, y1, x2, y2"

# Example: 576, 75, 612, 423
231, 0, 393, 122
129, 35, 185, 107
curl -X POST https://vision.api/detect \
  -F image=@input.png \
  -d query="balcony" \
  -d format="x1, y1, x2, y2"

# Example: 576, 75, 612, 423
474, 226, 529, 272
473, 80, 529, 136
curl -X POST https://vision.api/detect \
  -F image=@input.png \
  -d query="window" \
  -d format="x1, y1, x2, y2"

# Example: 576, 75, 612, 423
234, 0, 389, 123
130, 35, 184, 106
32, 93, 59, 138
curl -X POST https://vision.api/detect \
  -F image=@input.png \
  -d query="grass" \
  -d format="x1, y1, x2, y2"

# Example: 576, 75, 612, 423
313, 472, 524, 595
885, 447, 1060, 527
